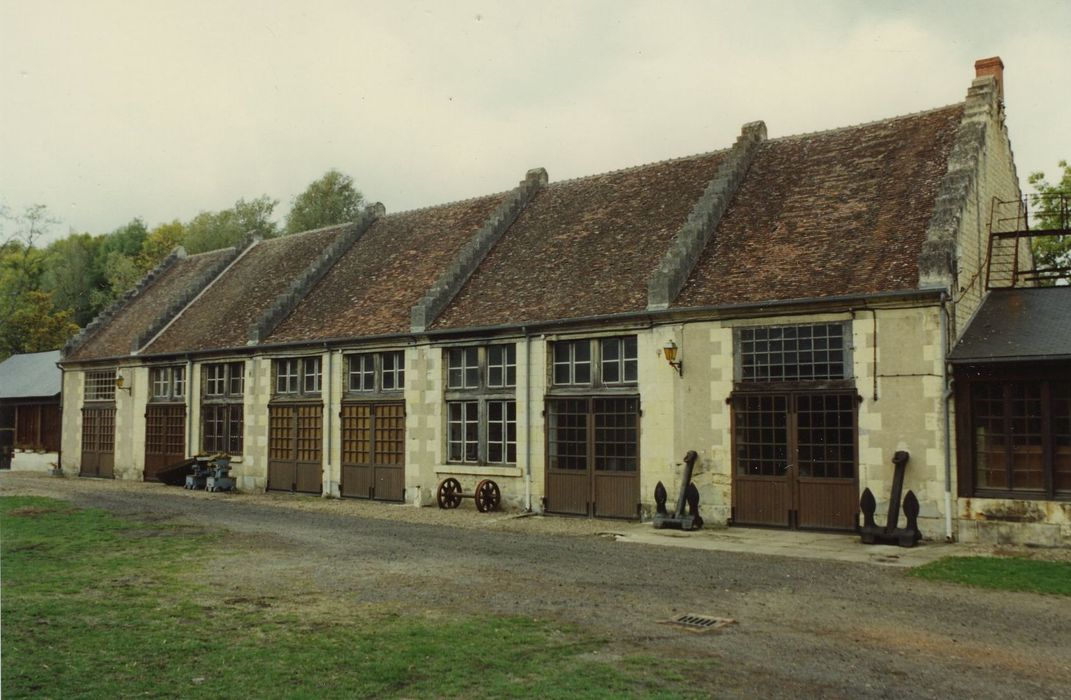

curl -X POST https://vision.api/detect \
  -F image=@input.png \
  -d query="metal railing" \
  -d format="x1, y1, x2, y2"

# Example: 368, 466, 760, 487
985, 193, 1070, 289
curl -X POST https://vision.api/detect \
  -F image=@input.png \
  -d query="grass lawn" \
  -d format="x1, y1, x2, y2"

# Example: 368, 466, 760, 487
910, 555, 1071, 596
1, 496, 699, 699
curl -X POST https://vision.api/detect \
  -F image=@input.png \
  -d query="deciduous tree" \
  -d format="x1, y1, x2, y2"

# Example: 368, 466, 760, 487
285, 169, 364, 235
1028, 160, 1071, 285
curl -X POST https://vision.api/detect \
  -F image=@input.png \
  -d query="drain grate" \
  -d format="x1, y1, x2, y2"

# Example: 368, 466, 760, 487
666, 614, 736, 632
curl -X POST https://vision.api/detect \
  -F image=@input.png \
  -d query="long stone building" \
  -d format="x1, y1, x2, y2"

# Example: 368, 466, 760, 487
59, 57, 1070, 545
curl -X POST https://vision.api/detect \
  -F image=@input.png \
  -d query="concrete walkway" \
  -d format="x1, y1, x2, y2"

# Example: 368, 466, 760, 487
613, 524, 954, 568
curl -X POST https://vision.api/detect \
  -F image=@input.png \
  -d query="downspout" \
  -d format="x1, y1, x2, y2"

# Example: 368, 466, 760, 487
324, 345, 333, 497
940, 292, 954, 542
185, 357, 193, 457
523, 327, 533, 512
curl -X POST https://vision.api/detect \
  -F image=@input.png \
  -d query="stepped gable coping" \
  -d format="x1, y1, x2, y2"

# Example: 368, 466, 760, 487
61, 246, 187, 360
918, 77, 1000, 289
134, 231, 262, 355
647, 121, 767, 310
248, 204, 385, 344
130, 234, 262, 354
410, 168, 548, 332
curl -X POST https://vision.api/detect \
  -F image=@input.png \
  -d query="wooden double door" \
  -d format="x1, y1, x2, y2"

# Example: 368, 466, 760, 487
340, 402, 405, 501
732, 392, 858, 531
268, 403, 323, 494
80, 405, 116, 478
545, 396, 640, 519
144, 404, 186, 482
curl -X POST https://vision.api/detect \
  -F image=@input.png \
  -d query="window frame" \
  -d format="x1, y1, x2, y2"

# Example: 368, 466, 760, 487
201, 361, 245, 456
733, 322, 853, 387
344, 351, 406, 396
84, 369, 117, 402
549, 335, 639, 390
149, 366, 186, 402
956, 364, 1071, 501
442, 344, 517, 466
273, 356, 322, 398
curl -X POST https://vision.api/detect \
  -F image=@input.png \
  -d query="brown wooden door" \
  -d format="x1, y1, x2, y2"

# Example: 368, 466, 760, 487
732, 392, 858, 530
340, 402, 405, 501
144, 404, 186, 481
80, 405, 115, 478
268, 403, 323, 494
546, 396, 640, 519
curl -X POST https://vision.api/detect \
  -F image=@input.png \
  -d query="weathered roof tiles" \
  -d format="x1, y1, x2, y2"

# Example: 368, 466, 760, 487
66, 248, 233, 361
144, 226, 346, 355
674, 104, 964, 308
265, 192, 510, 342
432, 150, 730, 330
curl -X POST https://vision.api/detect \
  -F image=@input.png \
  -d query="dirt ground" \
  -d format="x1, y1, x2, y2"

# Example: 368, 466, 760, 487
3, 471, 1070, 699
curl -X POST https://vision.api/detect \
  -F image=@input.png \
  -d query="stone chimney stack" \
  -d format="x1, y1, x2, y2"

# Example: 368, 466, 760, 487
974, 56, 1004, 101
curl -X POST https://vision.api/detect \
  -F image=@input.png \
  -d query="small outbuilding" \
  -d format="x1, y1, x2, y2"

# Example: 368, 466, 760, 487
0, 350, 62, 471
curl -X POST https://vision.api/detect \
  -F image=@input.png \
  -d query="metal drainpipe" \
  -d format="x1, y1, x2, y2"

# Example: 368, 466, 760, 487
940, 293, 954, 542
185, 357, 193, 457
523, 327, 533, 512
324, 346, 332, 497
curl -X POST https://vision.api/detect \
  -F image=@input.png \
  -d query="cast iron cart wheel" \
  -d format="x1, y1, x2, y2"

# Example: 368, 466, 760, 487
436, 478, 463, 509
474, 479, 501, 513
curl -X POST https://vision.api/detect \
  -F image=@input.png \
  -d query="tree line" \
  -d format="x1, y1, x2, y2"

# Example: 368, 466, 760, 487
0, 169, 363, 360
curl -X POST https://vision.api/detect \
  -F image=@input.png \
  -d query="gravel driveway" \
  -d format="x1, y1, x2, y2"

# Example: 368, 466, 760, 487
3, 472, 1069, 699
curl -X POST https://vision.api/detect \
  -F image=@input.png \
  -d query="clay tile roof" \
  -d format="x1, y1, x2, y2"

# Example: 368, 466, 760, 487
266, 193, 509, 343
67, 249, 232, 361
674, 104, 965, 308
432, 151, 728, 329
145, 227, 345, 354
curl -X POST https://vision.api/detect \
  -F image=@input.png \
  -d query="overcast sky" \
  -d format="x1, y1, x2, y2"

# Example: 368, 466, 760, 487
2, 0, 1068, 243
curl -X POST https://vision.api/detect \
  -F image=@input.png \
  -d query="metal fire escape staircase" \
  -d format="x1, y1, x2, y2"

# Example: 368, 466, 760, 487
985, 192, 1071, 289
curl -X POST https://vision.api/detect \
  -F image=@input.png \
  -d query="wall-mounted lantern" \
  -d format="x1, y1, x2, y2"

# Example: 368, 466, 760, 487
115, 372, 132, 394
663, 340, 683, 377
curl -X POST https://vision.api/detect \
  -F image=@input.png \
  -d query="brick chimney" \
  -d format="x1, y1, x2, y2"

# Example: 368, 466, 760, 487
974, 56, 1004, 101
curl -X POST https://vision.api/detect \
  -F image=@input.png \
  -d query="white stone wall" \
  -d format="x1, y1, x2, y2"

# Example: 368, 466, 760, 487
59, 369, 83, 473
957, 498, 1071, 546
951, 90, 1024, 335
8, 450, 59, 473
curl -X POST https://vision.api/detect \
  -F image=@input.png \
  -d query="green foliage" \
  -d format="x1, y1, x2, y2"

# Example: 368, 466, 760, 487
0, 290, 79, 358
40, 233, 107, 326
183, 195, 279, 254
139, 219, 187, 269
1, 496, 703, 699
0, 206, 77, 359
286, 169, 364, 234
910, 555, 1071, 596
1027, 160, 1071, 284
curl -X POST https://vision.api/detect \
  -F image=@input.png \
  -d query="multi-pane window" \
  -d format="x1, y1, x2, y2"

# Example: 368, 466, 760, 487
447, 347, 480, 389
381, 352, 404, 391
346, 351, 405, 393
551, 336, 637, 387
443, 344, 517, 465
547, 397, 639, 472
303, 357, 322, 394
737, 323, 850, 382
149, 366, 185, 401
202, 362, 244, 455
274, 357, 321, 396
85, 370, 116, 402
970, 379, 1070, 497
600, 337, 638, 384
487, 345, 516, 388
